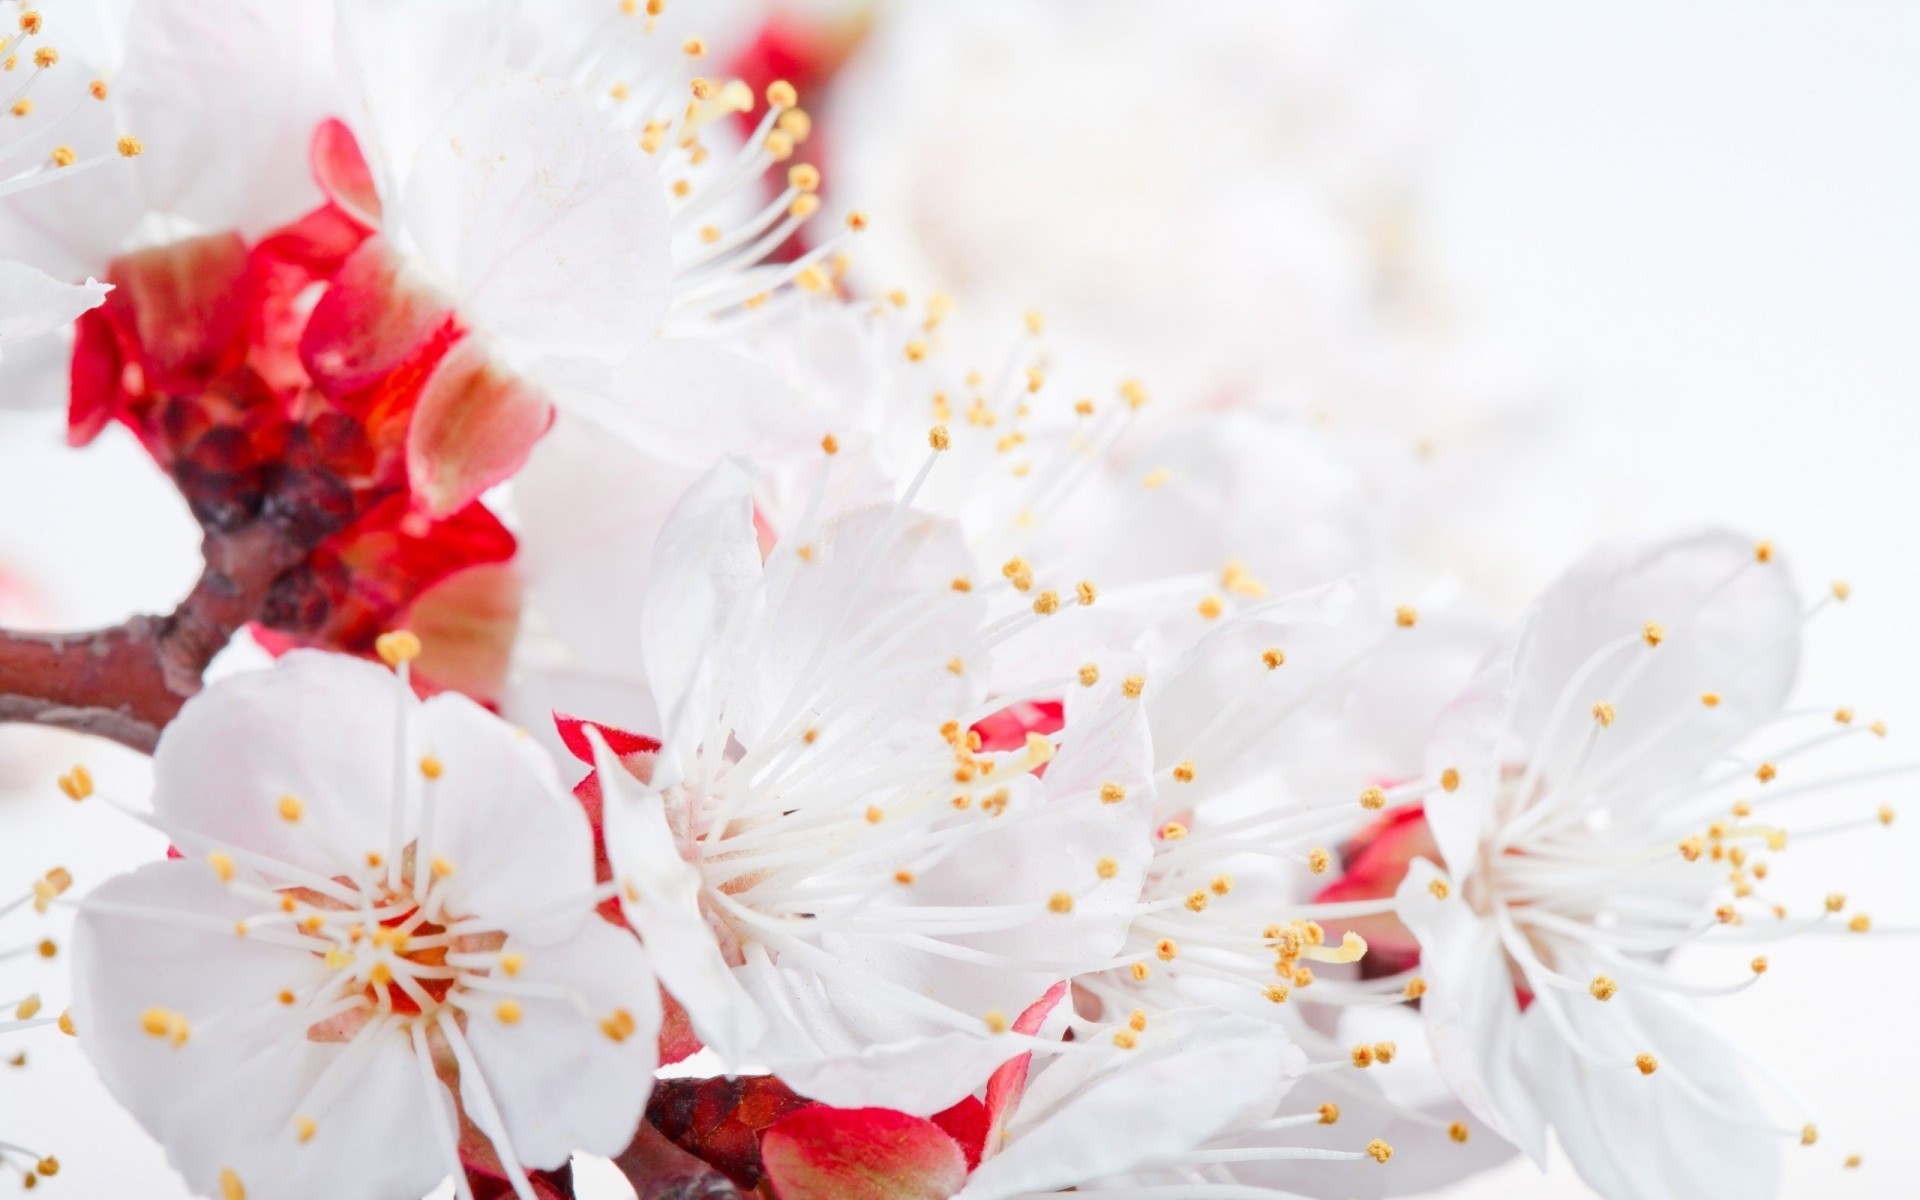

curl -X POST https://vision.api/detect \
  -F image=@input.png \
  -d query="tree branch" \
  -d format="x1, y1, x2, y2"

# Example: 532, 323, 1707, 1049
0, 522, 305, 753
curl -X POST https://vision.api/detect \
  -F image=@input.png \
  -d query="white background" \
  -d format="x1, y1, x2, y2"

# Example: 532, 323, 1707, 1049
2, 2, 1916, 1197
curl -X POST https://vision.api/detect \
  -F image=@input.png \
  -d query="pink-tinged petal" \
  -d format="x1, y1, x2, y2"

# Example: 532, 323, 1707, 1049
310, 117, 384, 228
67, 304, 126, 445
108, 232, 253, 397
536, 338, 826, 465
301, 235, 455, 397
554, 714, 662, 768
406, 335, 555, 517
760, 1106, 967, 1200
768, 1031, 1031, 1119
0, 261, 110, 349
1314, 804, 1438, 963
401, 561, 523, 703
460, 921, 661, 1168
982, 981, 1070, 1157
1395, 858, 1548, 1165
401, 71, 673, 366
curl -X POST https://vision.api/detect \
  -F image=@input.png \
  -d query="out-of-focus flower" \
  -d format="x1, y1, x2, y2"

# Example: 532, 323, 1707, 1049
824, 0, 1435, 412
0, 261, 108, 358
69, 650, 658, 1200
0, 857, 71, 1189
588, 458, 1157, 1114
1376, 530, 1901, 1198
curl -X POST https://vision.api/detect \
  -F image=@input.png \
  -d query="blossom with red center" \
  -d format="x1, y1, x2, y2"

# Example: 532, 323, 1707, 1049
68, 650, 658, 1200
585, 456, 1158, 1114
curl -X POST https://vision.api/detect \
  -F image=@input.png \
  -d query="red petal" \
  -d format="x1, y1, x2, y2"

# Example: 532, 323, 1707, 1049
301, 235, 456, 398
970, 699, 1064, 754
761, 1107, 967, 1200
929, 1095, 989, 1171
658, 987, 705, 1067
555, 713, 663, 765
106, 232, 252, 397
982, 980, 1069, 1157
401, 562, 523, 703
67, 305, 126, 446
310, 117, 383, 229
1313, 803, 1438, 963
406, 337, 554, 517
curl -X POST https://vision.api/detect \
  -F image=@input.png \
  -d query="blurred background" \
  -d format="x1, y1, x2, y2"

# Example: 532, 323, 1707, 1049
3, 1, 1915, 1196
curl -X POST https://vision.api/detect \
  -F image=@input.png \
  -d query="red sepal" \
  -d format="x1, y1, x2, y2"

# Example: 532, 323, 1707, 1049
759, 1106, 967, 1200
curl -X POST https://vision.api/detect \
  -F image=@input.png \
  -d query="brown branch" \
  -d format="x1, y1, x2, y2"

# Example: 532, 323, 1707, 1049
0, 522, 305, 753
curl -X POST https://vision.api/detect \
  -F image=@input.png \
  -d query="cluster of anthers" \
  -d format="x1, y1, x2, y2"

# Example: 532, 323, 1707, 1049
2, 859, 70, 1191
556, 1, 865, 317
0, 8, 142, 200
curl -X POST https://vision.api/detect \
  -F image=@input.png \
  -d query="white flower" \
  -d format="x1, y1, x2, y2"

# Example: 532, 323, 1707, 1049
590, 457, 1158, 1114
69, 650, 657, 1200
1396, 529, 1902, 1199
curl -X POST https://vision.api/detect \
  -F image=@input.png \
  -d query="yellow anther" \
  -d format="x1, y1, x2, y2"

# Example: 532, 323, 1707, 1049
1449, 1122, 1470, 1144
276, 794, 304, 822
140, 1009, 190, 1047
951, 576, 972, 593
1592, 701, 1616, 727
367, 962, 393, 987
1831, 580, 1852, 602
206, 852, 236, 884
1171, 760, 1196, 783
1351, 1043, 1375, 1068
1264, 983, 1290, 1003
1750, 956, 1768, 975
1359, 786, 1387, 811
1308, 848, 1331, 875
1048, 891, 1074, 914
1261, 648, 1286, 670
1878, 805, 1895, 826
1155, 938, 1179, 961
1395, 605, 1419, 628
37, 939, 54, 959
1635, 1053, 1658, 1075
295, 1116, 316, 1144
788, 163, 821, 193
430, 856, 455, 879
1130, 962, 1150, 981
600, 1008, 636, 1042
766, 79, 798, 109
1373, 1041, 1397, 1064
1159, 822, 1186, 841
1846, 1154, 1862, 1168
1643, 620, 1665, 646
1120, 379, 1149, 409
1122, 674, 1145, 698
845, 210, 868, 232
1127, 1009, 1148, 1032
491, 1000, 523, 1025
762, 129, 793, 160
1033, 591, 1061, 615
375, 630, 421, 667
1834, 706, 1854, 725
1715, 904, 1739, 924
890, 868, 915, 886
1075, 580, 1098, 607
49, 144, 73, 167
1111, 1029, 1137, 1049
323, 946, 352, 970
89, 79, 107, 100
1095, 781, 1128, 805
1185, 889, 1210, 913
1870, 720, 1887, 737
1078, 663, 1100, 687
1440, 767, 1461, 793
13, 995, 39, 1020
983, 1010, 1009, 1034
1755, 540, 1775, 563
1095, 857, 1118, 879
864, 805, 884, 825
220, 1168, 246, 1200
1318, 1103, 1340, 1125
1678, 836, 1704, 862
1801, 1124, 1818, 1146
1404, 977, 1428, 1000
57, 765, 93, 801
1196, 595, 1223, 620
1848, 914, 1871, 933
928, 424, 950, 451
11, 98, 31, 117
1428, 878, 1451, 900
57, 1010, 74, 1036
1755, 762, 1776, 783
1366, 1140, 1394, 1164
1701, 691, 1722, 707
1589, 975, 1617, 1001
1141, 466, 1172, 489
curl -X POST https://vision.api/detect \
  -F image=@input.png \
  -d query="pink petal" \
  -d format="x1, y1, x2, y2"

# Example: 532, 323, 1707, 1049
406, 336, 554, 517
310, 117, 383, 228
761, 1106, 968, 1200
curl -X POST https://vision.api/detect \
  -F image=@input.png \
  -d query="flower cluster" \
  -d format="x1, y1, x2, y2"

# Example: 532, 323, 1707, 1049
0, 3, 1907, 1200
